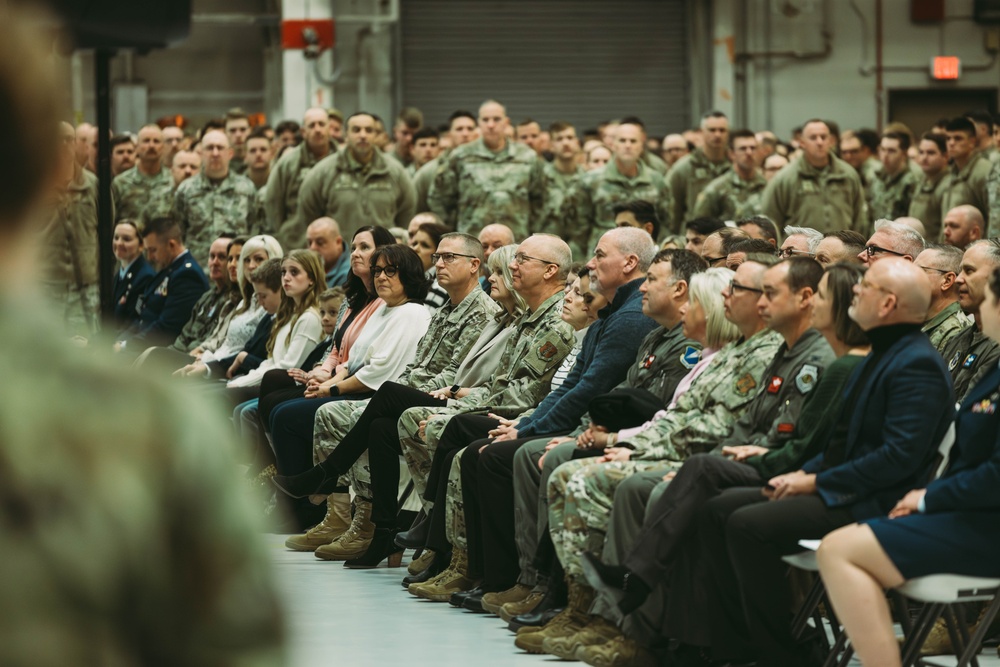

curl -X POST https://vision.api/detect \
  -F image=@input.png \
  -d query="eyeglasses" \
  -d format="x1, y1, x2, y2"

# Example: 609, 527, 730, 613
916, 264, 951, 275
431, 252, 477, 265
513, 252, 557, 266
778, 248, 816, 258
864, 244, 907, 258
372, 265, 399, 278
728, 279, 764, 295
857, 277, 891, 293
703, 256, 727, 265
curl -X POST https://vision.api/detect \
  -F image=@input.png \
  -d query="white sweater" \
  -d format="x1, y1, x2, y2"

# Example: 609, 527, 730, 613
347, 301, 432, 391
227, 308, 323, 388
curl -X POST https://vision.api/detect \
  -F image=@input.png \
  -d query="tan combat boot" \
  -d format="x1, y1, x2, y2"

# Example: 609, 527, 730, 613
481, 583, 533, 616
515, 580, 595, 654
314, 498, 374, 561
500, 589, 545, 623
576, 634, 657, 667
545, 614, 621, 660
408, 549, 479, 601
407, 549, 435, 576
284, 493, 352, 551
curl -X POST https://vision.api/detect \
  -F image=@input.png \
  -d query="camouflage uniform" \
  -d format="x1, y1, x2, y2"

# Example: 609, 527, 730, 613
640, 151, 669, 176
987, 158, 1000, 238
941, 153, 992, 223
310, 287, 499, 497
760, 155, 867, 234
690, 170, 767, 222
229, 155, 247, 175
262, 140, 337, 251
39, 169, 101, 337
428, 138, 544, 239
665, 149, 731, 227
536, 161, 585, 259
297, 149, 416, 244
922, 300, 971, 355
444, 445, 469, 551
859, 156, 883, 206
398, 291, 575, 509
110, 165, 173, 223
942, 324, 1000, 402
565, 160, 673, 256
547, 328, 828, 583
172, 171, 259, 267
869, 166, 918, 223
0, 295, 284, 666
139, 185, 178, 229
909, 171, 950, 242
412, 155, 444, 214
168, 284, 239, 353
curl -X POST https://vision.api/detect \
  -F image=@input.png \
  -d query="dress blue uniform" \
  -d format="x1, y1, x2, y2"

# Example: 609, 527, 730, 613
111, 254, 155, 331
120, 250, 208, 350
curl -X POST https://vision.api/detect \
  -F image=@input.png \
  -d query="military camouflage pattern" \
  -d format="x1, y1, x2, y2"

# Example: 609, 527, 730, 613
262, 141, 337, 251
564, 160, 673, 256
942, 325, 1000, 402
690, 170, 767, 222
868, 167, 918, 223
169, 285, 239, 353
172, 171, 260, 267
941, 153, 992, 223
922, 301, 971, 354
412, 155, 443, 214
909, 171, 950, 242
535, 161, 585, 259
666, 149, 731, 227
139, 186, 178, 229
444, 446, 469, 550
760, 155, 867, 234
111, 165, 173, 224
297, 149, 416, 244
428, 138, 544, 240
620, 328, 783, 461
988, 158, 1000, 238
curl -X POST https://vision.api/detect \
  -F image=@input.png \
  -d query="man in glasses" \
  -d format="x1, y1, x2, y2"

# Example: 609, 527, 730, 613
916, 244, 970, 353
940, 239, 1000, 401
778, 225, 822, 258
699, 227, 749, 267
814, 230, 867, 267
858, 218, 925, 265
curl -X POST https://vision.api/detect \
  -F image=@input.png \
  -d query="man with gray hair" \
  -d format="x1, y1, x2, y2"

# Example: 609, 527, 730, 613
779, 225, 823, 257
941, 239, 1000, 400
916, 244, 971, 353
858, 219, 925, 264
942, 204, 986, 250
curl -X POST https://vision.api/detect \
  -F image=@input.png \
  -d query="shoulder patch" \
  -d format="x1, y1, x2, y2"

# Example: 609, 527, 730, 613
538, 341, 559, 361
680, 346, 700, 369
735, 373, 757, 396
795, 364, 819, 393
949, 350, 961, 371
963, 353, 978, 369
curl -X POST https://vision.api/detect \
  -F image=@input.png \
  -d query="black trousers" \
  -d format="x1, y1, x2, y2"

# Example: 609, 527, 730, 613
334, 382, 446, 527
424, 414, 499, 556
257, 369, 305, 432
625, 454, 763, 587
689, 488, 854, 666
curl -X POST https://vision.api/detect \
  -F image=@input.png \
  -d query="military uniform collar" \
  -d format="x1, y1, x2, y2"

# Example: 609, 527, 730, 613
446, 284, 495, 322
730, 169, 766, 187
924, 300, 963, 330
342, 148, 387, 174
782, 327, 826, 358
692, 148, 729, 168
523, 290, 564, 324
604, 158, 651, 185
919, 169, 947, 190
167, 249, 194, 272
951, 152, 985, 178
878, 166, 910, 186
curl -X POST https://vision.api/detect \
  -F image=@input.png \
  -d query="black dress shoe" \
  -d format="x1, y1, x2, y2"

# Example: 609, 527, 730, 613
462, 588, 487, 613
449, 585, 484, 608
394, 509, 430, 549
508, 606, 562, 633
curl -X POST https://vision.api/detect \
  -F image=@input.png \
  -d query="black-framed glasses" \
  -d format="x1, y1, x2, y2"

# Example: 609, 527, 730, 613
372, 265, 399, 278
513, 252, 557, 266
916, 264, 951, 275
703, 256, 727, 265
864, 244, 906, 258
729, 279, 764, 295
431, 252, 477, 265
778, 247, 816, 258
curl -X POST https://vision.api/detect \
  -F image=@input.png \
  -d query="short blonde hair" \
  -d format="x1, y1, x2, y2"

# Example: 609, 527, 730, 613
689, 267, 740, 349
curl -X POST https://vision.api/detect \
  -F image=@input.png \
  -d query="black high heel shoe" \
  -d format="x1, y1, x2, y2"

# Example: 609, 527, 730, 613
344, 528, 404, 569
271, 465, 340, 499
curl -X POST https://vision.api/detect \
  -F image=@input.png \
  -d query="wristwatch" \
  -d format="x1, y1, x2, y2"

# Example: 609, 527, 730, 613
449, 384, 461, 397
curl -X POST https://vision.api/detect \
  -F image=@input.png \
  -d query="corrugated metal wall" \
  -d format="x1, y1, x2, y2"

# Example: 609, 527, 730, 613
399, 0, 690, 137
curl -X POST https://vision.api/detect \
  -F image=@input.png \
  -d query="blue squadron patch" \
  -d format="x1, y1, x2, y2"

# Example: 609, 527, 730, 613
680, 346, 700, 369
963, 354, 978, 369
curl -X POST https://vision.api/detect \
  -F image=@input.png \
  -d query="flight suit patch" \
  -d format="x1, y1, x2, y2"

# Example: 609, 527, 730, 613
766, 376, 783, 394
538, 341, 558, 361
735, 373, 757, 396
680, 346, 700, 369
795, 364, 819, 393
963, 354, 978, 369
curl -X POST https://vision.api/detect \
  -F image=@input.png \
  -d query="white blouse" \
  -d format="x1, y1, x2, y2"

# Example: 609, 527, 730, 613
227, 308, 323, 388
346, 301, 432, 391
200, 301, 266, 364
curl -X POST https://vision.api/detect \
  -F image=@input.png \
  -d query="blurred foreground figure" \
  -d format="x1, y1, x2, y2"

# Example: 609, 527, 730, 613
0, 9, 285, 666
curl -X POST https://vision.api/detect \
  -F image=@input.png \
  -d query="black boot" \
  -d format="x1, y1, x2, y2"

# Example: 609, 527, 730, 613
272, 463, 341, 498
394, 509, 430, 548
344, 528, 404, 569
580, 552, 651, 620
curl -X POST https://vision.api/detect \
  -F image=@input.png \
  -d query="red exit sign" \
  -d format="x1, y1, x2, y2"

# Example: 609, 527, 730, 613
931, 56, 961, 79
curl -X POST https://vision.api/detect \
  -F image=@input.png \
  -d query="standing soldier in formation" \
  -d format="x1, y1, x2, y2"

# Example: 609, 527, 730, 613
667, 111, 732, 226
162, 125, 184, 168
429, 100, 544, 239
42, 122, 101, 337
564, 117, 672, 254
111, 124, 172, 223
760, 118, 867, 234
297, 111, 416, 242
244, 128, 272, 191
265, 107, 337, 252
941, 116, 992, 222
224, 109, 251, 175
141, 149, 201, 228
869, 131, 917, 223
536, 121, 585, 257
413, 110, 477, 213
172, 129, 258, 267
909, 132, 951, 242
987, 155, 1000, 237
692, 129, 766, 222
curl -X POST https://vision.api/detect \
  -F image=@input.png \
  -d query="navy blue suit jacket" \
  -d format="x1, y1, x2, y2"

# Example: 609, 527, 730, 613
925, 363, 1000, 513
112, 254, 155, 330
123, 251, 208, 350
802, 328, 955, 520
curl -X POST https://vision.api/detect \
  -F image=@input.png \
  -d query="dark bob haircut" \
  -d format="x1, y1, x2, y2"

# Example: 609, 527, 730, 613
370, 244, 431, 303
